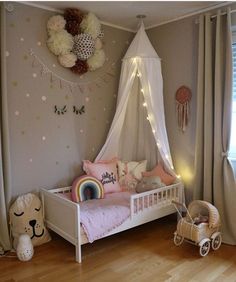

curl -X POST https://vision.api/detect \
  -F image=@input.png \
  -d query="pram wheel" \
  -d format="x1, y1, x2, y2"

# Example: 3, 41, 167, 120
211, 232, 222, 250
199, 239, 210, 257
174, 233, 184, 246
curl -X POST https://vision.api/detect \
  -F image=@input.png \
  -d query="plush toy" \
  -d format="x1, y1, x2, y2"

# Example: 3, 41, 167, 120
16, 234, 34, 261
9, 193, 51, 250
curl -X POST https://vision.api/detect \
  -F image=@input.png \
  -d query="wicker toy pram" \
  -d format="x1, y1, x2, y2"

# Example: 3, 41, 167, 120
172, 200, 222, 256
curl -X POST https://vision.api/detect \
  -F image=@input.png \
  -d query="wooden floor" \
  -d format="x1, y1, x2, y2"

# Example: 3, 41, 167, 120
1, 216, 236, 282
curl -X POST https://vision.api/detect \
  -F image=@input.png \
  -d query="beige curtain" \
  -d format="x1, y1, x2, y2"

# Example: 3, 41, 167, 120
194, 8, 236, 244
0, 4, 12, 251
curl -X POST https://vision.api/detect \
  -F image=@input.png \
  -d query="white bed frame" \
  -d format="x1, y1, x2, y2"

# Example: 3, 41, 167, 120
40, 182, 184, 263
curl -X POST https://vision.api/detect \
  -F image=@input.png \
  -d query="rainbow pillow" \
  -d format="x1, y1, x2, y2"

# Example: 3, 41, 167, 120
71, 175, 104, 202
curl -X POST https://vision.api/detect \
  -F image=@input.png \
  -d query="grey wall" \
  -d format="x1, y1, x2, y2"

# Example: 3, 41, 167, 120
147, 16, 198, 201
4, 2, 133, 197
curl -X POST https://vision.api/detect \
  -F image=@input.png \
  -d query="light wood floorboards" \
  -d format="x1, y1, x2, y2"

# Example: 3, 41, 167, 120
1, 216, 236, 282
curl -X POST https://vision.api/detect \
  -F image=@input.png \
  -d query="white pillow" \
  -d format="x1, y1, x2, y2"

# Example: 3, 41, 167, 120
118, 160, 147, 181
9, 193, 51, 250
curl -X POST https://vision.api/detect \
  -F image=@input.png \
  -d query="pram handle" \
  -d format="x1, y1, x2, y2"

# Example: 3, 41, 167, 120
172, 200, 187, 210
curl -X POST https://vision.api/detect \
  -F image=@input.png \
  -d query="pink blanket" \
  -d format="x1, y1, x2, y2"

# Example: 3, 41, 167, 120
80, 192, 131, 243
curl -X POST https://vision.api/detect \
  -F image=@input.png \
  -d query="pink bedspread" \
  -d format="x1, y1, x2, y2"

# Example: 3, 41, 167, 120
79, 192, 132, 243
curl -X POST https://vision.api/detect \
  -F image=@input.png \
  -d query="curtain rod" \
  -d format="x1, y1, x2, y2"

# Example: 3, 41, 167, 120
211, 8, 236, 19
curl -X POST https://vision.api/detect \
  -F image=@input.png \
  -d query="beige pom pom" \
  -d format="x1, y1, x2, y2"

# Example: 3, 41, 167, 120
47, 30, 74, 56
47, 15, 66, 33
87, 49, 105, 71
80, 12, 101, 39
58, 53, 77, 68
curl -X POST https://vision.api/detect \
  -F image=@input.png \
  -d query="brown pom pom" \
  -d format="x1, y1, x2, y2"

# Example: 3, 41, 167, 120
71, 59, 88, 75
64, 8, 83, 23
64, 8, 84, 36
65, 20, 81, 36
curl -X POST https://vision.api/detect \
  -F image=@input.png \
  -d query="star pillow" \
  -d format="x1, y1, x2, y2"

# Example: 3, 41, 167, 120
142, 164, 176, 186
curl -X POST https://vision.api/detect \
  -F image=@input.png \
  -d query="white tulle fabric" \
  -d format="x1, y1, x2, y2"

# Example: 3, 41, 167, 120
96, 23, 174, 174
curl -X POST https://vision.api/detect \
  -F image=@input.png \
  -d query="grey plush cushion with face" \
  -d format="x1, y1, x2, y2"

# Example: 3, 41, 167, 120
135, 176, 165, 193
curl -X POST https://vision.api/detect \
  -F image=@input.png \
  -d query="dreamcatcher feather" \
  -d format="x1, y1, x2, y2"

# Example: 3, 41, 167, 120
175, 86, 191, 132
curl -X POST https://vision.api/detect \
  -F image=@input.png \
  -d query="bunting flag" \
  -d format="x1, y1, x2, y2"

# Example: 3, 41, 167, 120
29, 49, 117, 93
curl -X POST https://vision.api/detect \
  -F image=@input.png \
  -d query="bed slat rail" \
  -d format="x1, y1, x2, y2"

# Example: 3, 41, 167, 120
130, 182, 183, 217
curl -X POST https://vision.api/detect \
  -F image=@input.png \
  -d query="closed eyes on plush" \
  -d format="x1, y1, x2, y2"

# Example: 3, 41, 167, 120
35, 206, 41, 212
14, 211, 24, 217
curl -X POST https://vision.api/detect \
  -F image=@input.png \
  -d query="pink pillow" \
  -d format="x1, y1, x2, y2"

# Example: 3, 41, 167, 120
142, 164, 175, 186
83, 159, 121, 194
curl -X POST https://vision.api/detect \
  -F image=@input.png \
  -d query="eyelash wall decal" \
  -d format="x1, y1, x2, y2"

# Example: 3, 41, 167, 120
73, 105, 85, 115
35, 207, 41, 211
14, 212, 24, 217
54, 105, 67, 115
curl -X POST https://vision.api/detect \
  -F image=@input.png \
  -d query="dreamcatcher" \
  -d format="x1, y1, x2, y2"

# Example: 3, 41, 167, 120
175, 86, 191, 132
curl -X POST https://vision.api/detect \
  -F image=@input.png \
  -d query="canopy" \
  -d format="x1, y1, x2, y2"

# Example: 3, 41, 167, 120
96, 22, 175, 174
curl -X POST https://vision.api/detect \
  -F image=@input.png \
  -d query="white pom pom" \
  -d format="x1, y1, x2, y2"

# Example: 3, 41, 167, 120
47, 30, 74, 56
47, 15, 66, 33
87, 49, 105, 71
58, 53, 77, 68
80, 12, 101, 39
95, 38, 102, 50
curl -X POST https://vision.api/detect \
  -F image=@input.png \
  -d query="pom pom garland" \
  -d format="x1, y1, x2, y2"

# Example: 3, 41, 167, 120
46, 8, 105, 74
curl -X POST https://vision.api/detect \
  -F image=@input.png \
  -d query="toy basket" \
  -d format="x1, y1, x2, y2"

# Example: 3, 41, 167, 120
172, 200, 222, 256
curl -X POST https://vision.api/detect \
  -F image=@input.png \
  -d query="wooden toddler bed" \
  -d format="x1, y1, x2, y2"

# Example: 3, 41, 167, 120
41, 182, 184, 263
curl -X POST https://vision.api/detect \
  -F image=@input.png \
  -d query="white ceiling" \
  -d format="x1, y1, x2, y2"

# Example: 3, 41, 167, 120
29, 1, 230, 31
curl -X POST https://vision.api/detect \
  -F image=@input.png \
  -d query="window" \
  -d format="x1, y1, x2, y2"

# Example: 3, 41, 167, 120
229, 43, 236, 159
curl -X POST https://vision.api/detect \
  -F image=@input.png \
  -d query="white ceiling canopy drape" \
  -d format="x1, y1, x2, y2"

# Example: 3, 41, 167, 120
96, 22, 175, 174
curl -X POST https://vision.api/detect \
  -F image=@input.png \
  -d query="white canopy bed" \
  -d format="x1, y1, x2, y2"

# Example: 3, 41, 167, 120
41, 22, 184, 263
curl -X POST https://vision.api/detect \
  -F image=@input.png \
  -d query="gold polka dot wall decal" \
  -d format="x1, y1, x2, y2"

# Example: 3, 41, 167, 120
26, 93, 30, 97
5, 51, 10, 57
112, 40, 116, 44
92, 147, 95, 152
41, 96, 47, 102
12, 81, 18, 87
14, 110, 19, 116
52, 64, 56, 68
85, 97, 90, 102
42, 136, 46, 141
29, 158, 33, 162
80, 129, 84, 133
23, 55, 28, 60
106, 57, 109, 61
37, 41, 42, 46
103, 107, 106, 111
32, 73, 37, 78
20, 37, 24, 42
79, 75, 84, 79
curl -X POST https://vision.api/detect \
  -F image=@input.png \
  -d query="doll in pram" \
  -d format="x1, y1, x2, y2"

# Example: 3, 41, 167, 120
172, 200, 222, 257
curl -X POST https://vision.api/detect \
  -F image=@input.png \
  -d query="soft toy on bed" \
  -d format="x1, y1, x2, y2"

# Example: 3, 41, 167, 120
71, 175, 104, 202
